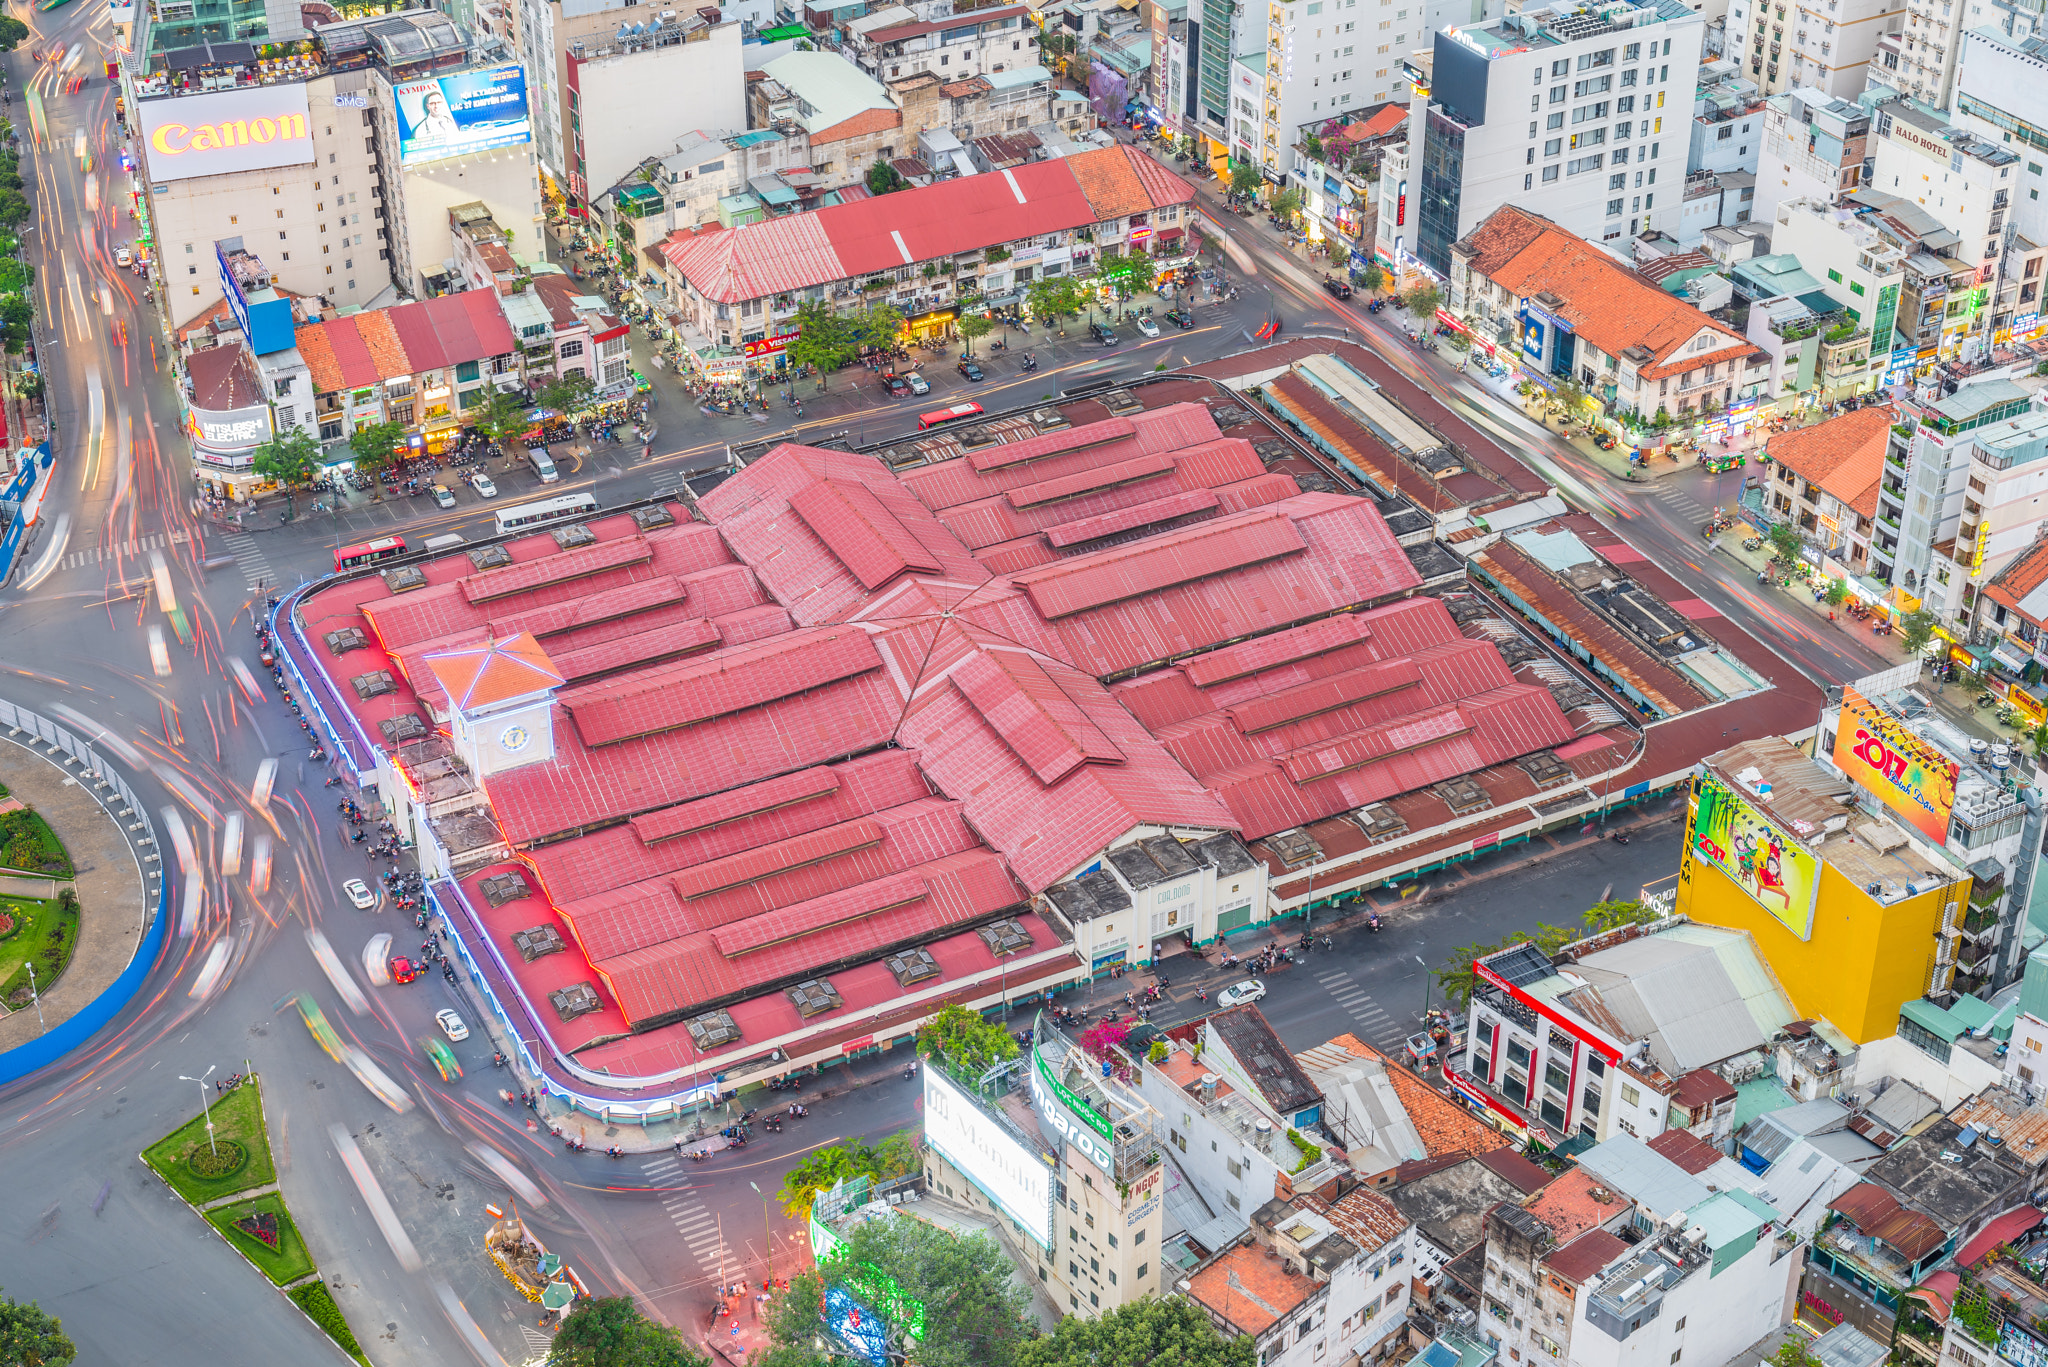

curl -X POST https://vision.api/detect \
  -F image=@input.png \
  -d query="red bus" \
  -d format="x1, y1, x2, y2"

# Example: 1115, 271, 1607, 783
917, 402, 984, 431
335, 536, 407, 571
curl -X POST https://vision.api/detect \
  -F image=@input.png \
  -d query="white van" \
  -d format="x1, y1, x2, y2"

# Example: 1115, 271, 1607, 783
422, 533, 467, 551
528, 449, 560, 483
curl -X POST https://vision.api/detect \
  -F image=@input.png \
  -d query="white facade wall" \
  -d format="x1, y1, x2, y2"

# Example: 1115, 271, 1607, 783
1568, 1232, 1791, 1367
568, 26, 748, 202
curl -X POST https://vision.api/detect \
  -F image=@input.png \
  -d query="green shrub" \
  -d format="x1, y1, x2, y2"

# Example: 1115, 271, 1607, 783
289, 1282, 369, 1365
186, 1139, 248, 1179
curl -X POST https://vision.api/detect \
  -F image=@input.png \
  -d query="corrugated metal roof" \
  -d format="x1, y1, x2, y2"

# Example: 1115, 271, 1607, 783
710, 867, 929, 956
1013, 509, 1308, 618
1044, 489, 1220, 547
967, 415, 1139, 472
629, 765, 842, 845
1005, 452, 1177, 507
673, 816, 884, 900
953, 647, 1126, 784
789, 479, 945, 589
1183, 614, 1380, 688
561, 627, 883, 747
489, 575, 690, 639
1228, 658, 1426, 736
461, 536, 655, 604
1575, 1135, 1714, 1220
550, 618, 721, 683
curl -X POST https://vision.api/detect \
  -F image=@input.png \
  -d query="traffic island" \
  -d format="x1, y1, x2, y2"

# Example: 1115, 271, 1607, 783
141, 1079, 370, 1365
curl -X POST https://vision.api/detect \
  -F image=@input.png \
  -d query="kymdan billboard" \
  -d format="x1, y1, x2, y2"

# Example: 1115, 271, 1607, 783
395, 64, 531, 166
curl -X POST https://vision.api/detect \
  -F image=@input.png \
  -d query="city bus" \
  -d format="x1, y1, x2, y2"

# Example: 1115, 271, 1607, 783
334, 536, 407, 571
917, 402, 984, 431
493, 490, 600, 536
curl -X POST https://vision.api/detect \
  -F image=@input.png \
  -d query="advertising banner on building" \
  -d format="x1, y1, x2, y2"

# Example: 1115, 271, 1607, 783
187, 403, 273, 459
141, 84, 315, 182
1689, 773, 1822, 938
1833, 686, 1958, 843
394, 64, 532, 166
923, 1066, 1051, 1246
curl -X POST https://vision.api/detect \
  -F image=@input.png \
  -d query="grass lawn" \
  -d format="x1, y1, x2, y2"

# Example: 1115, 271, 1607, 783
206, 1193, 316, 1286
0, 807, 74, 878
140, 1080, 277, 1206
0, 895, 77, 1008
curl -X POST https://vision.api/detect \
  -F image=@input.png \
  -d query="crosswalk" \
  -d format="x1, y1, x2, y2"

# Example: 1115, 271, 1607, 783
56, 529, 188, 570
1315, 968, 1406, 1051
641, 1153, 740, 1274
216, 530, 276, 590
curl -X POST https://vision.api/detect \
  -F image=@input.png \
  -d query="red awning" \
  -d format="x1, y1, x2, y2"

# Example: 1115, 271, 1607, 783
1157, 227, 1185, 240
1957, 1205, 2045, 1268
1907, 1271, 1960, 1323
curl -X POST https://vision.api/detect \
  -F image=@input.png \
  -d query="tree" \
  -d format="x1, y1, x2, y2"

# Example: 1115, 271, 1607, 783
850, 302, 905, 354
1095, 250, 1150, 301
1582, 898, 1660, 935
252, 427, 322, 495
1018, 1298, 1253, 1367
916, 1003, 1017, 1081
765, 1215, 1032, 1367
538, 370, 597, 417
1899, 607, 1939, 657
1357, 260, 1385, 294
1769, 1343, 1822, 1367
471, 383, 532, 448
0, 293, 31, 353
1825, 577, 1850, 608
1271, 187, 1303, 220
0, 1290, 73, 1367
1027, 277, 1086, 323
956, 311, 994, 355
785, 300, 856, 385
549, 1296, 707, 1367
866, 158, 908, 196
776, 1127, 921, 1217
1766, 521, 1803, 563
0, 17, 29, 51
347, 418, 406, 486
0, 190, 28, 230
1228, 161, 1262, 197
1403, 283, 1441, 319
1434, 898, 1664, 1008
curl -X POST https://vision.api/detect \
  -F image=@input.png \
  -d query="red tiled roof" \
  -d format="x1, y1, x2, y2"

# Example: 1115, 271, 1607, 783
293, 291, 515, 393
861, 4, 1027, 44
186, 340, 266, 410
1764, 406, 1894, 520
1523, 1169, 1624, 1244
1545, 1229, 1629, 1285
1012, 509, 1308, 618
1646, 1128, 1726, 1175
422, 632, 564, 710
1345, 103, 1408, 141
1186, 1243, 1319, 1334
1987, 538, 2048, 619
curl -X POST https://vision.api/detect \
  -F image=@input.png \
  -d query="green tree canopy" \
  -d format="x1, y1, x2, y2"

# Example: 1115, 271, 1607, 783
548, 1296, 708, 1367
0, 293, 31, 353
1357, 260, 1386, 294
1403, 283, 1441, 319
765, 1215, 1032, 1367
0, 190, 29, 230
1766, 521, 1803, 562
776, 1127, 921, 1217
1095, 249, 1151, 297
0, 1290, 72, 1367
1228, 161, 1261, 196
347, 418, 406, 476
471, 383, 532, 446
1271, 187, 1303, 219
1017, 1294, 1254, 1367
851, 302, 905, 353
252, 427, 322, 491
0, 17, 28, 50
957, 312, 994, 353
785, 300, 857, 385
538, 370, 597, 417
916, 1003, 1017, 1081
1899, 607, 1938, 657
866, 159, 908, 196
1026, 277, 1087, 321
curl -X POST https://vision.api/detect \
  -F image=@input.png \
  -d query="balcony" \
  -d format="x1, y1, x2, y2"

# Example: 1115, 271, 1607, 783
1881, 510, 1902, 532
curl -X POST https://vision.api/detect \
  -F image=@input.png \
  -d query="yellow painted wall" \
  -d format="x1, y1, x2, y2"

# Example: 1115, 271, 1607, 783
1676, 790, 1967, 1044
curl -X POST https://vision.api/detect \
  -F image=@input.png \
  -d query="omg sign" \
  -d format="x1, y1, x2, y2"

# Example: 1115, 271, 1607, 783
141, 84, 316, 182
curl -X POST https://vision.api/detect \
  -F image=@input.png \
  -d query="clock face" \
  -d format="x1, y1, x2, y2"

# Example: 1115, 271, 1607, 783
499, 724, 531, 753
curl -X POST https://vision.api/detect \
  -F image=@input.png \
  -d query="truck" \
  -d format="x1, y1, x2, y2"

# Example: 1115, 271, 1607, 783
527, 449, 560, 483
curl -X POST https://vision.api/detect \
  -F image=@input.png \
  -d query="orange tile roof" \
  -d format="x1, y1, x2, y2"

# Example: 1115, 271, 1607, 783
1324, 1033, 1511, 1159
1300, 1184, 1410, 1253
812, 105, 902, 144
295, 322, 344, 395
1764, 406, 1894, 519
1987, 536, 2048, 617
424, 632, 565, 711
1068, 144, 1152, 220
1458, 206, 1750, 381
1520, 1168, 1624, 1244
1186, 1242, 1320, 1334
359, 310, 410, 381
1346, 104, 1408, 141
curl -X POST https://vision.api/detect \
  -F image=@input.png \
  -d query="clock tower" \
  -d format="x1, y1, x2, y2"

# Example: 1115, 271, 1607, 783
421, 632, 565, 778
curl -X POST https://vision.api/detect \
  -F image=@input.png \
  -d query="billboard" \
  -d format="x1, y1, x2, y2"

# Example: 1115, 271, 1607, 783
141, 85, 315, 182
922, 1067, 1051, 1247
188, 404, 273, 459
1689, 773, 1822, 939
1833, 687, 1959, 844
395, 64, 531, 166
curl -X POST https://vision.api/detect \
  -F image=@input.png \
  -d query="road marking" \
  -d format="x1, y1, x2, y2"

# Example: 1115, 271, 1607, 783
641, 1158, 739, 1265
217, 531, 275, 590
1316, 969, 1407, 1049
57, 529, 188, 569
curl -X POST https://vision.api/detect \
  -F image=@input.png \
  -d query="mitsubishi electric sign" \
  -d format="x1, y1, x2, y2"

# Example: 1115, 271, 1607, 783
922, 1066, 1052, 1247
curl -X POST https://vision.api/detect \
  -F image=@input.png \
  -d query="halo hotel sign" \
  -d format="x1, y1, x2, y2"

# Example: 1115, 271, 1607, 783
140, 85, 316, 182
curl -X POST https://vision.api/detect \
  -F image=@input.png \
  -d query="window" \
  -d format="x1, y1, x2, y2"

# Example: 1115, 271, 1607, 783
1566, 154, 1604, 174
1547, 112, 1564, 129
1718, 125, 1732, 140
1135, 1229, 1147, 1245
1670, 1353, 1682, 1364
1545, 138, 1562, 155
1607, 198, 1625, 216
1674, 1319, 1686, 1332
1828, 269, 1842, 282
1137, 1263, 1149, 1281
1542, 166, 1559, 182
1621, 1082, 1641, 1106
1524, 173, 1533, 189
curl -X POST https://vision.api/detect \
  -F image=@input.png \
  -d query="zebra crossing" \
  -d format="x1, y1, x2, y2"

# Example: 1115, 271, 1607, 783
215, 530, 276, 590
519, 1326, 553, 1354
1314, 968, 1406, 1050
641, 1154, 740, 1272
55, 529, 189, 571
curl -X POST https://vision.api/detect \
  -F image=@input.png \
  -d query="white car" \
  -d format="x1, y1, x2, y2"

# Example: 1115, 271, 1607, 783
1217, 979, 1267, 1008
115, 246, 134, 268
1135, 316, 1160, 338
435, 1008, 470, 1042
468, 471, 498, 498
342, 878, 376, 910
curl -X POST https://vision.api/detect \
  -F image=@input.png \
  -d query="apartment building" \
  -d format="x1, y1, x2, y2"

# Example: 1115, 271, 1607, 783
1865, 0, 1964, 106
846, 4, 1034, 82
1768, 196, 1904, 390
1870, 98, 2022, 300
1384, 0, 1705, 276
1725, 0, 1902, 96
1750, 87, 1869, 229
1756, 404, 1892, 571
1689, 60, 1764, 175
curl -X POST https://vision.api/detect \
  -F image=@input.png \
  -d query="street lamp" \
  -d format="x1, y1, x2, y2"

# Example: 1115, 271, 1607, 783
749, 1180, 773, 1285
23, 961, 43, 1031
1415, 955, 1432, 1018
177, 1065, 220, 1156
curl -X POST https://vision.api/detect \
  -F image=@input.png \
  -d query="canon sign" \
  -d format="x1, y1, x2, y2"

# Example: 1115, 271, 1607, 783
141, 85, 316, 182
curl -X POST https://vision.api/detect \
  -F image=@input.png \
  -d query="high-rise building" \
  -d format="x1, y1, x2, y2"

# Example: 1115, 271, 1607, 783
1749, 87, 1869, 229
1723, 0, 1902, 97
1381, 0, 1704, 277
